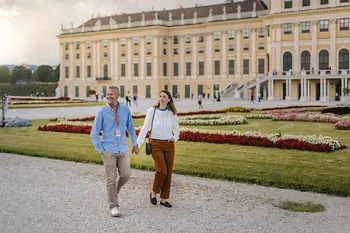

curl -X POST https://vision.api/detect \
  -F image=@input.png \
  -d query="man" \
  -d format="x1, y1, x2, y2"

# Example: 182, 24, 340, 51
90, 86, 139, 217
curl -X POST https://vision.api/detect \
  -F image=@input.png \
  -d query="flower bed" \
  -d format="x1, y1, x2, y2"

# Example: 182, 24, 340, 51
263, 109, 307, 115
9, 97, 70, 102
10, 100, 85, 105
223, 107, 251, 113
38, 122, 345, 152
179, 115, 247, 125
335, 120, 350, 130
261, 105, 327, 111
0, 117, 32, 127
244, 114, 273, 119
272, 113, 349, 123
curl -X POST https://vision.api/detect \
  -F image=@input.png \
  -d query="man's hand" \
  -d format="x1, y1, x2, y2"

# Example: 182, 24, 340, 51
132, 146, 140, 155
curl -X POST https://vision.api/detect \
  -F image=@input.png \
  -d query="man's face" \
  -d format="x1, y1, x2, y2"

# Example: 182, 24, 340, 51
107, 88, 119, 105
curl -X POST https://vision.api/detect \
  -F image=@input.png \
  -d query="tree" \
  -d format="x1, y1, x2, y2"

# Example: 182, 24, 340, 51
11, 66, 32, 84
0, 66, 11, 83
33, 65, 54, 82
50, 64, 60, 82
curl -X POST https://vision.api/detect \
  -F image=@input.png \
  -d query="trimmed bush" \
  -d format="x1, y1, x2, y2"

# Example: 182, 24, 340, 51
321, 107, 350, 115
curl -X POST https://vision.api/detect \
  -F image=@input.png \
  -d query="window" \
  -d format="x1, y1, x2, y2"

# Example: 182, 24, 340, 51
214, 61, 220, 75
76, 42, 80, 50
134, 49, 138, 56
173, 62, 178, 76
301, 51, 311, 70
75, 86, 79, 98
65, 67, 69, 78
163, 63, 167, 76
199, 47, 204, 53
340, 0, 349, 3
134, 36, 139, 45
228, 44, 234, 51
164, 85, 168, 91
86, 86, 90, 97
65, 54, 69, 60
147, 48, 152, 55
320, 20, 329, 32
76, 53, 80, 59
121, 38, 126, 46
103, 64, 108, 77
186, 62, 191, 76
185, 85, 190, 98
228, 60, 234, 75
199, 61, 204, 75
320, 0, 329, 5
285, 0, 292, 9
186, 48, 191, 54
301, 22, 310, 33
228, 31, 234, 40
243, 44, 249, 51
173, 36, 178, 44
87, 53, 91, 59
215, 45, 220, 52
76, 66, 80, 78
243, 60, 249, 74
319, 50, 329, 70
87, 65, 91, 78
64, 86, 68, 97
146, 36, 152, 44
340, 18, 350, 31
214, 32, 220, 41
163, 36, 167, 44
163, 49, 167, 55
120, 85, 125, 98
199, 34, 204, 42
186, 36, 191, 43
258, 59, 265, 74
174, 48, 178, 55
103, 40, 108, 47
339, 49, 349, 70
121, 64, 126, 77
65, 43, 68, 50
146, 85, 151, 98
134, 63, 139, 76
147, 63, 152, 76
258, 28, 264, 38
258, 43, 264, 50
302, 0, 310, 6
87, 41, 91, 49
172, 85, 178, 98
284, 23, 293, 34
283, 52, 293, 71
103, 52, 108, 58
243, 29, 249, 39
121, 50, 126, 56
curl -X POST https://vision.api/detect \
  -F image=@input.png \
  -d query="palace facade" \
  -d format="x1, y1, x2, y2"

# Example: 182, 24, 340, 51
58, 0, 350, 101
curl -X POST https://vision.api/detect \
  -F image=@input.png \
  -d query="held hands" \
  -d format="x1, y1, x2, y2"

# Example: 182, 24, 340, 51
132, 146, 140, 155
167, 138, 175, 142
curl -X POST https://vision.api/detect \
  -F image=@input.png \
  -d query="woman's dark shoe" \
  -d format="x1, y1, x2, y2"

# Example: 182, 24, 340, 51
150, 193, 157, 205
160, 201, 172, 208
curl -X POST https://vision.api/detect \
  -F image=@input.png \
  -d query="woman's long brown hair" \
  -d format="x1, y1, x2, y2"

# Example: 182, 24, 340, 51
153, 90, 177, 115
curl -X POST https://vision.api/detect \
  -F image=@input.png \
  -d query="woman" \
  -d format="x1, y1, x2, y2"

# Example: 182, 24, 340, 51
137, 90, 180, 208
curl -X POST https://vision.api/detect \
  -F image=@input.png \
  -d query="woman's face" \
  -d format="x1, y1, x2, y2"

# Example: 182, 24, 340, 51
158, 92, 171, 106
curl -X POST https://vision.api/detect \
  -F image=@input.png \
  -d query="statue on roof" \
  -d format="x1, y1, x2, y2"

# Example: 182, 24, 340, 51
193, 11, 197, 19
209, 8, 213, 17
253, 2, 256, 11
141, 13, 145, 21
223, 6, 226, 14
237, 5, 241, 13
95, 19, 101, 26
155, 12, 159, 19
109, 17, 116, 25
128, 16, 131, 23
181, 13, 184, 20
169, 12, 172, 21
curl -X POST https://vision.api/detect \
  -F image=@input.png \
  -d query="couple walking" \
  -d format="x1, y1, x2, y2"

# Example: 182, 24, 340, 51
90, 86, 180, 217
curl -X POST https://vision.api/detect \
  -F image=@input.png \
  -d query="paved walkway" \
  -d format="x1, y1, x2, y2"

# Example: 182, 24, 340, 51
0, 153, 349, 233
7, 99, 341, 120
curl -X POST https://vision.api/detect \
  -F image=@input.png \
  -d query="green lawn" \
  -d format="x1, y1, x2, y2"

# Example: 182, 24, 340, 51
1, 118, 350, 196
9, 101, 106, 109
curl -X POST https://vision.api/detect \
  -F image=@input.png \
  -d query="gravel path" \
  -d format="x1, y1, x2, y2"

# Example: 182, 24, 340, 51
1, 153, 349, 233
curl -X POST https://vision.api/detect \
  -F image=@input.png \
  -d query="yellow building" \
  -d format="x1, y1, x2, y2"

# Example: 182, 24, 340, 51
58, 0, 350, 102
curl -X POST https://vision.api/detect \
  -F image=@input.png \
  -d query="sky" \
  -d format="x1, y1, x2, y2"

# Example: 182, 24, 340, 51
0, 0, 220, 66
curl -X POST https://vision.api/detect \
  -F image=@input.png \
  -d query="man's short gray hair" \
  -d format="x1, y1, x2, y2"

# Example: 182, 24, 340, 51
108, 86, 120, 93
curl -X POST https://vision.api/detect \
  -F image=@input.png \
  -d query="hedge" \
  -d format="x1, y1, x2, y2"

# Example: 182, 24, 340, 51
0, 82, 58, 96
